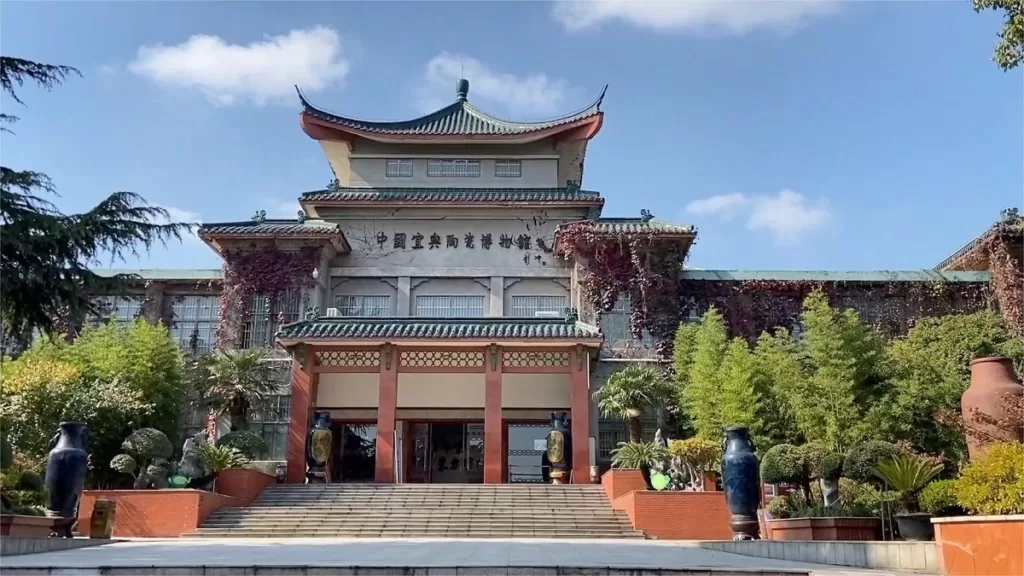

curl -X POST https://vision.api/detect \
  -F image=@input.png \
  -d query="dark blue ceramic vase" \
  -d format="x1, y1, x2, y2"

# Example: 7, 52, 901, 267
45, 422, 89, 537
721, 427, 761, 540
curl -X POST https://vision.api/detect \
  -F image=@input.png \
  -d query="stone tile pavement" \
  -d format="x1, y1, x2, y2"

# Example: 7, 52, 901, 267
0, 538, 930, 575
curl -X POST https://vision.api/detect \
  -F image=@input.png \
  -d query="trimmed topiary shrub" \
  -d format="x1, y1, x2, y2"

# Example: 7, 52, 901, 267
217, 430, 268, 459
760, 444, 807, 485
767, 496, 794, 519
819, 453, 845, 481
919, 479, 963, 517
843, 441, 899, 484
14, 470, 43, 493
955, 442, 1024, 515
122, 428, 173, 462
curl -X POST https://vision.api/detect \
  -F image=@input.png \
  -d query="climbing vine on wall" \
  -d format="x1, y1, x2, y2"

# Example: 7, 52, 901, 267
985, 211, 1023, 335
216, 247, 320, 347
557, 221, 688, 358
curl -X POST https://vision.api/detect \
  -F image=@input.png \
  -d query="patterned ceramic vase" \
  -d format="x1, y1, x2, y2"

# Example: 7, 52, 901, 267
545, 411, 573, 484
305, 411, 333, 483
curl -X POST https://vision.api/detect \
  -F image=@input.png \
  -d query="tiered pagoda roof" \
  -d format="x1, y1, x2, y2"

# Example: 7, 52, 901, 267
198, 217, 350, 253
276, 317, 602, 345
298, 79, 606, 144
299, 186, 604, 209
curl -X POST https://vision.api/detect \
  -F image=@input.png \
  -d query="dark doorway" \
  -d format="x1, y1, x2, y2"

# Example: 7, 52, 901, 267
332, 423, 377, 482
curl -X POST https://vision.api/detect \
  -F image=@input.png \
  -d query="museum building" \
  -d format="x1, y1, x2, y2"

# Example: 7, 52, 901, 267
89, 79, 1007, 486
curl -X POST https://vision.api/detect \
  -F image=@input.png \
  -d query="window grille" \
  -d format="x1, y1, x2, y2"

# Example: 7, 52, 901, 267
600, 294, 656, 349
91, 296, 143, 325
242, 290, 302, 349
510, 296, 567, 318
335, 295, 391, 317
249, 393, 292, 460
597, 414, 659, 460
494, 160, 522, 178
170, 295, 219, 354
427, 159, 480, 178
415, 295, 486, 318
385, 158, 413, 177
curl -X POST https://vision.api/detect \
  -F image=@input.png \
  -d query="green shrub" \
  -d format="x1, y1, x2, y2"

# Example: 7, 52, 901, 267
760, 444, 807, 485
109, 454, 137, 476
217, 430, 268, 459
122, 428, 173, 461
843, 441, 899, 484
799, 442, 829, 477
198, 444, 249, 473
610, 441, 668, 470
1, 432, 12, 469
919, 480, 963, 516
14, 470, 43, 492
766, 496, 793, 519
819, 453, 845, 481
11, 504, 45, 516
668, 438, 720, 472
955, 442, 1024, 515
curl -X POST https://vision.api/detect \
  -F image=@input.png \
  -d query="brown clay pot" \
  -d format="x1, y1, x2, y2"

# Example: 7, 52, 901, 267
962, 356, 1024, 460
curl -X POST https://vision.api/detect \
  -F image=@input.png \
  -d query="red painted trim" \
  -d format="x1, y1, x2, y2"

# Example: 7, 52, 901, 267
285, 354, 313, 483
553, 113, 604, 142
375, 345, 398, 483
570, 348, 591, 484
484, 345, 503, 484
300, 114, 354, 149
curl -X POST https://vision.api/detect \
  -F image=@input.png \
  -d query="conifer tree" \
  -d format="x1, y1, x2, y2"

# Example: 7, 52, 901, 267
0, 57, 190, 349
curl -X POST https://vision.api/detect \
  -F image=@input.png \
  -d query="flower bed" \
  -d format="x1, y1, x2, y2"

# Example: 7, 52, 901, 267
611, 490, 731, 540
601, 469, 647, 501
77, 489, 244, 538
0, 514, 56, 538
215, 468, 276, 505
933, 515, 1024, 576
766, 517, 882, 541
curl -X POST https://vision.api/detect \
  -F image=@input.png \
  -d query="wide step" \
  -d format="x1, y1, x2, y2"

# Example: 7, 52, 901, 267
195, 484, 644, 539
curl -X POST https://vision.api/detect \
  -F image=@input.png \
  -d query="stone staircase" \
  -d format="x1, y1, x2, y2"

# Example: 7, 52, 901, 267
190, 484, 645, 539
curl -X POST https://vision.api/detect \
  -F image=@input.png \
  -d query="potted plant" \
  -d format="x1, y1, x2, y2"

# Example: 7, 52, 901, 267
610, 440, 668, 490
872, 453, 944, 541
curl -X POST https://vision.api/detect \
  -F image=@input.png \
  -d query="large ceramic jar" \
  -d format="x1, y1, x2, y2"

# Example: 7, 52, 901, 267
44, 422, 89, 537
962, 356, 1024, 460
305, 411, 333, 483
721, 427, 760, 540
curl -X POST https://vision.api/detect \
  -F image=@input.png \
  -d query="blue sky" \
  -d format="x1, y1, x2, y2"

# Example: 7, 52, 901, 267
2, 1, 1020, 271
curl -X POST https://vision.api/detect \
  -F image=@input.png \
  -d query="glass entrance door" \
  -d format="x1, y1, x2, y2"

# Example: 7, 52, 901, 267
405, 421, 484, 483
507, 423, 550, 483
331, 423, 377, 482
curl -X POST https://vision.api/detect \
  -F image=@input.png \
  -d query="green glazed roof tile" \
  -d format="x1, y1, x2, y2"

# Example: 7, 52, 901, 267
277, 317, 601, 341
301, 187, 603, 204
297, 86, 606, 137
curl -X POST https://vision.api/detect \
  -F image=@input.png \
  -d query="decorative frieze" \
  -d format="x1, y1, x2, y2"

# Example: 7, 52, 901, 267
400, 350, 485, 368
503, 350, 571, 369
316, 349, 381, 368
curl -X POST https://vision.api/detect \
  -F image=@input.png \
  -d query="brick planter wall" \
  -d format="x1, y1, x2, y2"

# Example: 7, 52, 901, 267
0, 515, 56, 538
767, 517, 882, 541
612, 490, 731, 540
601, 469, 647, 501
215, 468, 276, 505
78, 490, 244, 538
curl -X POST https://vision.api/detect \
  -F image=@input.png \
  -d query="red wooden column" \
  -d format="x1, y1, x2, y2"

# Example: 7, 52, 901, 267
484, 344, 504, 483
285, 346, 317, 483
570, 345, 592, 483
375, 344, 398, 482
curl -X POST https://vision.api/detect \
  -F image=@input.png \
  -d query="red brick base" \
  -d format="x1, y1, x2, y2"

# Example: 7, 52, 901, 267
78, 490, 244, 538
215, 469, 276, 505
612, 490, 732, 540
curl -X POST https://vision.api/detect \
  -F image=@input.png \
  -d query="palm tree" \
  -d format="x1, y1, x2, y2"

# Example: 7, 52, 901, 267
594, 363, 673, 443
189, 349, 280, 432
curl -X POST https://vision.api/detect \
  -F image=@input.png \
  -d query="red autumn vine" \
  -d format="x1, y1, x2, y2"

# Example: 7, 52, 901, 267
984, 211, 1023, 335
216, 247, 320, 347
557, 221, 688, 358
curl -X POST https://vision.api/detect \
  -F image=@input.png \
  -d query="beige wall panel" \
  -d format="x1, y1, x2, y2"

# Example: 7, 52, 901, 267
501, 373, 571, 409
397, 373, 485, 408
317, 373, 380, 408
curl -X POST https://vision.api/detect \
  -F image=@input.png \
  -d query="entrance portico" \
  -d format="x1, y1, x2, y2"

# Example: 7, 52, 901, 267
278, 317, 601, 484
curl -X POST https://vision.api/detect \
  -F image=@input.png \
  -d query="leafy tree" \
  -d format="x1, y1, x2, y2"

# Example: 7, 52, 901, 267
974, 0, 1024, 70
869, 310, 1024, 467
752, 329, 802, 447
718, 337, 764, 436
0, 56, 190, 350
189, 349, 281, 432
594, 363, 673, 442
682, 307, 729, 439
0, 320, 185, 486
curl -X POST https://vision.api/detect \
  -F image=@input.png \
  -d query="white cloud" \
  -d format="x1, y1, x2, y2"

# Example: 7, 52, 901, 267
419, 52, 569, 116
154, 205, 202, 244
747, 189, 829, 243
685, 189, 830, 243
685, 192, 748, 219
129, 26, 348, 106
552, 0, 840, 34
98, 64, 117, 77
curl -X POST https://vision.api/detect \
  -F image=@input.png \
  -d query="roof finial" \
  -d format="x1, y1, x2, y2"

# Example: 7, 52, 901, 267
456, 78, 469, 101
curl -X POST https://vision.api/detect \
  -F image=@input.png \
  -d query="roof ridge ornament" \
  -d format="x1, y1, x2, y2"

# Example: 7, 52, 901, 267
296, 210, 307, 224
252, 210, 266, 224
456, 78, 469, 101
640, 209, 655, 222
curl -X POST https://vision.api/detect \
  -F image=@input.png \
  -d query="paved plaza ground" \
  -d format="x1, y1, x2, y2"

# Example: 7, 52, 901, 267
0, 538, 920, 575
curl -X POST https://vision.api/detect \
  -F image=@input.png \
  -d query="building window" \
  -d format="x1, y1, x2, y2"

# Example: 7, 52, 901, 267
427, 159, 480, 178
242, 290, 302, 349
494, 160, 522, 178
169, 295, 219, 354
415, 295, 486, 318
600, 295, 655, 349
249, 393, 291, 460
385, 158, 413, 178
510, 296, 567, 318
335, 295, 391, 317
598, 414, 659, 460
92, 296, 143, 325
